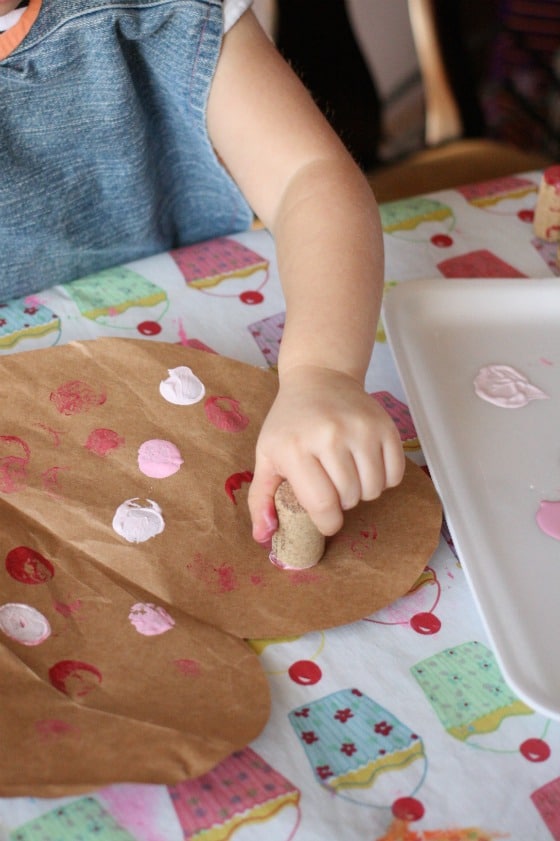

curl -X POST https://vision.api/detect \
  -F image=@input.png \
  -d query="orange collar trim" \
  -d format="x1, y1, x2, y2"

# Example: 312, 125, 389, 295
0, 0, 42, 61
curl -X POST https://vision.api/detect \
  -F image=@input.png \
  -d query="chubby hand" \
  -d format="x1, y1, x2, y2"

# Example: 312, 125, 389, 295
248, 365, 406, 542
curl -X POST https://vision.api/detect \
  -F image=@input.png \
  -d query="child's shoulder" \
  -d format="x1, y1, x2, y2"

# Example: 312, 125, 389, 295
11, 0, 224, 53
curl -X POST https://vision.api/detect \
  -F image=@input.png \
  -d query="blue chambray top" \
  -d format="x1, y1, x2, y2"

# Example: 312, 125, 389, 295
0, 0, 253, 299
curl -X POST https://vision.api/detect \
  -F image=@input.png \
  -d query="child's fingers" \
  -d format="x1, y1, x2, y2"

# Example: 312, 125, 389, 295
353, 430, 405, 500
247, 461, 280, 544
382, 435, 407, 488
310, 449, 362, 512
282, 455, 345, 536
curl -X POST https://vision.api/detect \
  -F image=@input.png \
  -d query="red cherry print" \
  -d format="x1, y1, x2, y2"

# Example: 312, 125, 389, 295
288, 660, 322, 685
5, 546, 55, 584
137, 320, 162, 336
431, 234, 453, 248
239, 290, 264, 305
518, 209, 534, 223
410, 611, 442, 635
519, 738, 551, 762
392, 796, 425, 820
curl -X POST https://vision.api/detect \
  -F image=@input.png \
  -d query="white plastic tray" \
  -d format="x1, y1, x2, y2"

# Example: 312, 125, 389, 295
383, 277, 560, 719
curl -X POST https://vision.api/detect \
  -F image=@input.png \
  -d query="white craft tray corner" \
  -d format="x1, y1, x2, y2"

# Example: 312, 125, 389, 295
383, 276, 560, 719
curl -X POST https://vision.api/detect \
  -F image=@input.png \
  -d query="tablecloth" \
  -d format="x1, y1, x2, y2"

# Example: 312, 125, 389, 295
0, 170, 559, 840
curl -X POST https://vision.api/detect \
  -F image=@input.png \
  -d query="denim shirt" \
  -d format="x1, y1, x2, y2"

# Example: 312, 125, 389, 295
0, 0, 253, 299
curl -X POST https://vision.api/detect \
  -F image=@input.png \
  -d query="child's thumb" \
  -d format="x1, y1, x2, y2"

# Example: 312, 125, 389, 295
247, 460, 281, 544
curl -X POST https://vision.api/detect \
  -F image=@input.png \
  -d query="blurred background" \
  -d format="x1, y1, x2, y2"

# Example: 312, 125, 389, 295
252, 0, 560, 175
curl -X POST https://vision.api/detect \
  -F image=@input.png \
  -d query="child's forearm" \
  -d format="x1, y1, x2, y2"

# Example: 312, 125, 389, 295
208, 9, 384, 383
271, 155, 384, 384
209, 9, 404, 539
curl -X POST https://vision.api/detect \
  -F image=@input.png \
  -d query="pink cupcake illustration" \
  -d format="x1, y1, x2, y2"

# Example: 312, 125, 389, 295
531, 237, 560, 276
437, 248, 527, 278
170, 236, 270, 305
370, 391, 420, 451
531, 776, 560, 840
168, 747, 301, 840
457, 174, 537, 216
249, 311, 285, 368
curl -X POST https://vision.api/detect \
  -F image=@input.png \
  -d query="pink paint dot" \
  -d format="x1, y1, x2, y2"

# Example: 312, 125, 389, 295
137, 439, 183, 479
520, 737, 551, 762
431, 234, 453, 248
410, 611, 441, 635
518, 208, 534, 223
128, 602, 175, 636
5, 546, 54, 584
536, 500, 560, 540
84, 428, 125, 456
288, 660, 322, 685
392, 796, 425, 821
137, 320, 162, 336
50, 380, 106, 415
240, 290, 264, 305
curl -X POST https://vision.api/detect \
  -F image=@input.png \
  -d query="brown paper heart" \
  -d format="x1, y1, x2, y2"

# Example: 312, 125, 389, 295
0, 338, 442, 638
0, 523, 269, 795
0, 337, 441, 795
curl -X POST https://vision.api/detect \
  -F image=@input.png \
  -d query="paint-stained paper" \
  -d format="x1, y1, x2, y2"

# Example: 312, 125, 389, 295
0, 338, 441, 795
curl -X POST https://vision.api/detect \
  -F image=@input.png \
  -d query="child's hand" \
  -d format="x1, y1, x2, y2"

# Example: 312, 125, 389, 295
248, 365, 405, 542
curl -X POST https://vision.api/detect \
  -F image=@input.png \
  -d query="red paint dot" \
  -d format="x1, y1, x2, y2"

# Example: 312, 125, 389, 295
225, 470, 254, 504
84, 428, 124, 456
137, 320, 162, 336
50, 381, 106, 416
392, 796, 425, 821
173, 659, 201, 677
288, 660, 322, 685
520, 738, 551, 762
431, 234, 453, 248
206, 397, 250, 433
410, 611, 441, 635
239, 290, 264, 305
518, 209, 534, 223
5, 546, 55, 584
49, 660, 102, 698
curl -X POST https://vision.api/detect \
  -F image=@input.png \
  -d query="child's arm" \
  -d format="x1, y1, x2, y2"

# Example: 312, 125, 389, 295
207, 9, 405, 540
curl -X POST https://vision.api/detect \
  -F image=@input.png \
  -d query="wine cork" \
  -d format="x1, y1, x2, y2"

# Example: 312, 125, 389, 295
270, 481, 326, 570
533, 165, 560, 241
